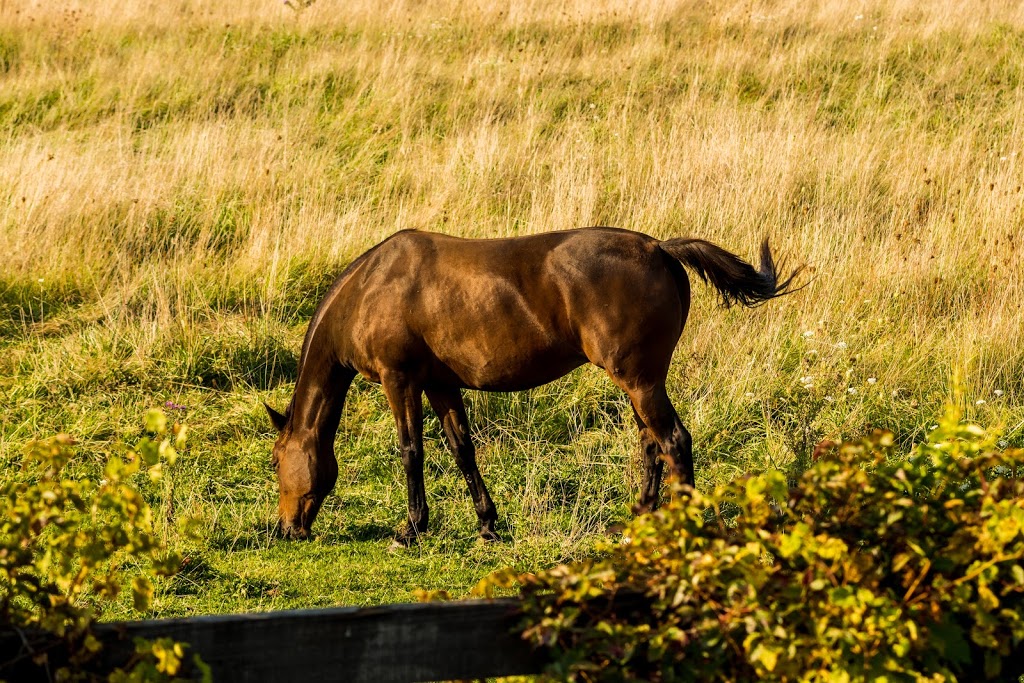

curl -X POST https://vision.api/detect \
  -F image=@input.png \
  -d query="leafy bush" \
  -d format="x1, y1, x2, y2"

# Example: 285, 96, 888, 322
483, 407, 1024, 681
0, 410, 202, 681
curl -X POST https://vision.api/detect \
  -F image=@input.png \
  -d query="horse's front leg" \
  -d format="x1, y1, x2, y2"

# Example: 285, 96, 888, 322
426, 388, 500, 541
382, 375, 428, 545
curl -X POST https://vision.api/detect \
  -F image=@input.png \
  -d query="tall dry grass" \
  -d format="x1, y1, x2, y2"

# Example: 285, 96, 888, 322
3, 0, 1021, 390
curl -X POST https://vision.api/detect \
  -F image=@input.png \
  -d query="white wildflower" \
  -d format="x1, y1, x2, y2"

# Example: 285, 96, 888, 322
867, 377, 877, 384
993, 389, 1004, 397
802, 330, 814, 338
836, 341, 848, 350
976, 399, 986, 406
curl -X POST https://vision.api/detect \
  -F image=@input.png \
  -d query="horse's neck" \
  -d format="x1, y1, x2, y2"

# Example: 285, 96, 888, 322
289, 347, 345, 447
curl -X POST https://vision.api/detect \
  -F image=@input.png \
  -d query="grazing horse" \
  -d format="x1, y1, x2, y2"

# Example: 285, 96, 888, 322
265, 227, 800, 542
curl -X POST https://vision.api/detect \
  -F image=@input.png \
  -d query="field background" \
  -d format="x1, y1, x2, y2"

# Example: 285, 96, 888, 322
1, 0, 1022, 619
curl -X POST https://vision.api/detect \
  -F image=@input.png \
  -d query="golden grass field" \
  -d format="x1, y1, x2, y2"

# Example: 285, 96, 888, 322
1, 0, 1022, 615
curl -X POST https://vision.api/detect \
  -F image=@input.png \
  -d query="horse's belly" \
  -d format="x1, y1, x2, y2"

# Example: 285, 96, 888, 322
431, 337, 586, 392
417, 279, 585, 390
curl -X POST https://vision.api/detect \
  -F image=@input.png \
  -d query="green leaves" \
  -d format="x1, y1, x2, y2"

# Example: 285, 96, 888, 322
144, 409, 168, 435
132, 576, 155, 612
134, 409, 184, 480
0, 409, 200, 681
502, 411, 1024, 682
928, 617, 971, 666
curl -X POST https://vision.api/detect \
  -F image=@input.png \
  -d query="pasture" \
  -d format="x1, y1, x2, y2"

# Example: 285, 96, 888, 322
1, 0, 1022, 620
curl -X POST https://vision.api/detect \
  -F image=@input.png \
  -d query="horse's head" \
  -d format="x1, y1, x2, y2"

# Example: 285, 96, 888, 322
265, 403, 338, 540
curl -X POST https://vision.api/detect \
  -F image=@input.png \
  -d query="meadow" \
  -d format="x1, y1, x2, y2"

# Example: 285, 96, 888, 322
1, 0, 1022, 619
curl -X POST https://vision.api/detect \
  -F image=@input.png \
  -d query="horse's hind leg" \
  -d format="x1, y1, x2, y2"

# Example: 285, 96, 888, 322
632, 406, 665, 514
620, 382, 695, 504
381, 374, 428, 545
426, 388, 500, 541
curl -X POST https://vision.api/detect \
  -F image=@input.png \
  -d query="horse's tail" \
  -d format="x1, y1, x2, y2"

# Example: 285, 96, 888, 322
658, 237, 802, 308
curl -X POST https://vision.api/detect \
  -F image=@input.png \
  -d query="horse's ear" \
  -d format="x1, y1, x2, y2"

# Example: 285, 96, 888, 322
264, 402, 288, 432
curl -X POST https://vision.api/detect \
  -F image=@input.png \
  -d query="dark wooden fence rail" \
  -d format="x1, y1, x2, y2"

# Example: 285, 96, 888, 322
1, 600, 548, 682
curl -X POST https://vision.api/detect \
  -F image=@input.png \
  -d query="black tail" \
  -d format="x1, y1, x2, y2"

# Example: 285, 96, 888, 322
659, 237, 802, 308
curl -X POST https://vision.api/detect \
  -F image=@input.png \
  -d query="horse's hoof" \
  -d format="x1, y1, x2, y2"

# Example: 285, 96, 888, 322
390, 534, 418, 550
631, 502, 656, 516
392, 524, 425, 548
478, 528, 502, 543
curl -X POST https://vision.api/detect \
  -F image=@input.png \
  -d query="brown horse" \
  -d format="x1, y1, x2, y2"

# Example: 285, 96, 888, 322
265, 227, 800, 542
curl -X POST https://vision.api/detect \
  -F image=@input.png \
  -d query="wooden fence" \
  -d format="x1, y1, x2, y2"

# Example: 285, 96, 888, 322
1, 599, 548, 682
8, 596, 1023, 681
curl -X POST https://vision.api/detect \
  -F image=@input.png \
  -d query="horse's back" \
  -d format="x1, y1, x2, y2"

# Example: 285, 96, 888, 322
336, 228, 689, 389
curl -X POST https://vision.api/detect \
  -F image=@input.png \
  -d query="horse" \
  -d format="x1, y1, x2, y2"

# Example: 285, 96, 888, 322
264, 227, 800, 542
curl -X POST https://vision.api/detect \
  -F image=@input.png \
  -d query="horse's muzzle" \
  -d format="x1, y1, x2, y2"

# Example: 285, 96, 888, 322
276, 520, 311, 541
